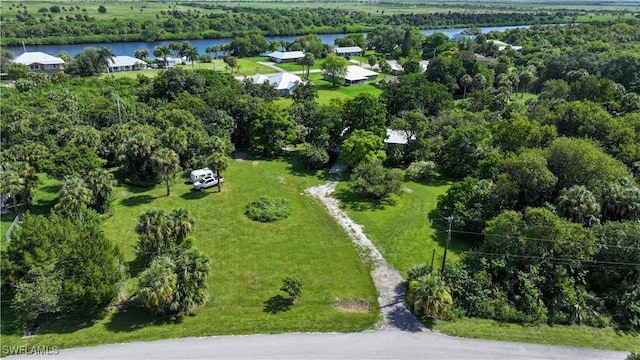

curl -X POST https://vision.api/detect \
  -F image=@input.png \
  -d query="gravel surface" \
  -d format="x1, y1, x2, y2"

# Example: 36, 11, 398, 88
306, 182, 425, 332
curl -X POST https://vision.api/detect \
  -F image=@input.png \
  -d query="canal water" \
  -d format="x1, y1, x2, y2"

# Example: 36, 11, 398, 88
7, 25, 531, 58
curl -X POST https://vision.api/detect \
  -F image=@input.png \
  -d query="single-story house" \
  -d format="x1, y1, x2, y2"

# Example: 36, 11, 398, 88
250, 73, 306, 96
489, 40, 523, 51
12, 52, 65, 73
452, 33, 476, 42
384, 128, 416, 149
333, 46, 363, 58
473, 53, 498, 64
107, 55, 147, 72
155, 56, 182, 68
267, 51, 305, 63
333, 65, 378, 86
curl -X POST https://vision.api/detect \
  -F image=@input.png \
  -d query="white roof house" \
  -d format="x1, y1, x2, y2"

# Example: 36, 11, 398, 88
267, 51, 305, 63
13, 52, 65, 73
334, 46, 363, 56
250, 73, 306, 96
107, 55, 147, 72
340, 65, 378, 85
385, 129, 416, 146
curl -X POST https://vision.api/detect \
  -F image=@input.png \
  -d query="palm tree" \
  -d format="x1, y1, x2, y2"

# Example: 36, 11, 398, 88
136, 209, 172, 258
297, 53, 315, 80
85, 168, 115, 213
12, 162, 38, 211
379, 59, 392, 80
518, 70, 535, 97
168, 42, 181, 58
184, 47, 199, 70
0, 168, 23, 213
137, 256, 178, 314
556, 185, 601, 226
461, 74, 473, 99
97, 47, 115, 75
134, 49, 150, 60
222, 55, 238, 74
406, 273, 453, 319
151, 147, 180, 196
206, 152, 229, 193
153, 46, 171, 68
169, 208, 195, 243
55, 176, 93, 218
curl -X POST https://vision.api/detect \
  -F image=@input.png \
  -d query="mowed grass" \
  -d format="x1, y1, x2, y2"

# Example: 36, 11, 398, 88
432, 318, 640, 351
195, 57, 276, 76
0, 153, 378, 351
308, 72, 382, 105
334, 176, 465, 275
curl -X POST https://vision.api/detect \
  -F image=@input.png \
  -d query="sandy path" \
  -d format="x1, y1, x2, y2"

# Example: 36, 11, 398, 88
306, 182, 425, 332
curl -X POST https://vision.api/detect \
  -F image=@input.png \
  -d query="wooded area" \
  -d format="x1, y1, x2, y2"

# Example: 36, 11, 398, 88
1, 14, 639, 351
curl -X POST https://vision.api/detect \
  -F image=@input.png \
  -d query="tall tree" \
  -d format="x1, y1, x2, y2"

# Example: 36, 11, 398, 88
84, 168, 115, 214
151, 148, 181, 196
97, 47, 115, 75
153, 46, 171, 68
55, 176, 93, 218
297, 53, 315, 80
321, 53, 349, 87
184, 47, 199, 70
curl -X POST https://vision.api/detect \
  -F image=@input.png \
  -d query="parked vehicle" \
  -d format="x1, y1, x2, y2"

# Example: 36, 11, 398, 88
193, 176, 224, 190
190, 168, 213, 183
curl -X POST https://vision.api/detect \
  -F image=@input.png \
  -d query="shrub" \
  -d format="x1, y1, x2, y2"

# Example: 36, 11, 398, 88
406, 161, 437, 180
350, 159, 403, 200
246, 197, 292, 222
280, 276, 303, 303
301, 145, 329, 170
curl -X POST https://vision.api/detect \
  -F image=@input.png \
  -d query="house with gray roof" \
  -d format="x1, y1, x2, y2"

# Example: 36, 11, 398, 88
107, 56, 147, 72
249, 73, 307, 96
267, 51, 305, 63
13, 52, 65, 73
333, 46, 363, 58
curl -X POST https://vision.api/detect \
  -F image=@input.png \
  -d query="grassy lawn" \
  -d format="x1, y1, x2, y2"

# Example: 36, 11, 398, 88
309, 72, 382, 105
1, 152, 378, 351
432, 317, 640, 351
510, 92, 538, 104
275, 61, 323, 72
193, 57, 276, 76
334, 175, 463, 275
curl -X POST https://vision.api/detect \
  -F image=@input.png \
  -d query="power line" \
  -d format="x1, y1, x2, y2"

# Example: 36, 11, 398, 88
463, 250, 640, 268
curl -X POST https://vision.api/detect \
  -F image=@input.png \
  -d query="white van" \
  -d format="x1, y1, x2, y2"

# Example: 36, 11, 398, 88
190, 168, 213, 183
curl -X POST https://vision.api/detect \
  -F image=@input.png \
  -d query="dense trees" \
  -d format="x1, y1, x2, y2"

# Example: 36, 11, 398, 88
4, 212, 124, 324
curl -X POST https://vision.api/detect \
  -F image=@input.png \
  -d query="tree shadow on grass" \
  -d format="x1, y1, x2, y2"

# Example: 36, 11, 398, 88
120, 195, 156, 207
263, 295, 292, 314
105, 305, 182, 333
180, 189, 210, 200
333, 187, 392, 212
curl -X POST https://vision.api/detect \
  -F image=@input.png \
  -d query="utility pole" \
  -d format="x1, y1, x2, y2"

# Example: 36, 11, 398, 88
440, 216, 453, 273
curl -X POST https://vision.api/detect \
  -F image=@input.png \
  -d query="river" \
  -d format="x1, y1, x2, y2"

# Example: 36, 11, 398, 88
7, 25, 531, 58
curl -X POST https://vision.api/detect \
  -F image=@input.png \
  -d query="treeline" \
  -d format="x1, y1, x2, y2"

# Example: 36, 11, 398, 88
1, 2, 627, 46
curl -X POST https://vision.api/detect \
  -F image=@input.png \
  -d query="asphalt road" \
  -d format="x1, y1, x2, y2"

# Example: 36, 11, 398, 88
9, 331, 627, 360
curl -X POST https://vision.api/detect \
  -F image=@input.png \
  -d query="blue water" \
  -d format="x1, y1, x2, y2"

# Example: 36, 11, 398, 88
6, 25, 531, 59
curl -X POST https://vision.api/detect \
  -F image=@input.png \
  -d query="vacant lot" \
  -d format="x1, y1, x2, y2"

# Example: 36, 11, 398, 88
1, 153, 378, 351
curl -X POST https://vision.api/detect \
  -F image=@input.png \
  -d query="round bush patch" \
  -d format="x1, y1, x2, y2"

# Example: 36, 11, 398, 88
246, 197, 292, 222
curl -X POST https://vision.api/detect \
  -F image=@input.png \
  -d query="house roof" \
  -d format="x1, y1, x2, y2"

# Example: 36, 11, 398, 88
473, 53, 498, 63
267, 51, 305, 60
334, 46, 363, 54
250, 73, 305, 91
13, 52, 65, 66
108, 55, 145, 68
385, 129, 416, 145
343, 65, 378, 81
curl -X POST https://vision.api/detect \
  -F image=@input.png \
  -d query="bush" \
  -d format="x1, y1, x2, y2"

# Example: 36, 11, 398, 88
406, 161, 437, 180
350, 159, 403, 200
301, 145, 329, 170
246, 197, 292, 222
280, 276, 303, 303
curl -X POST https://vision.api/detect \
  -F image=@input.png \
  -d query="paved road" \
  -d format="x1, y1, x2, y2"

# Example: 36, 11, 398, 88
9, 331, 627, 359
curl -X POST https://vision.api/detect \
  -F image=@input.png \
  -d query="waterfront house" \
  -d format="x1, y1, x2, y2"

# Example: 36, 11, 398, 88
107, 56, 147, 72
13, 52, 65, 73
267, 51, 305, 63
249, 73, 307, 96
